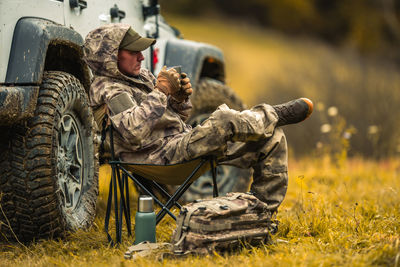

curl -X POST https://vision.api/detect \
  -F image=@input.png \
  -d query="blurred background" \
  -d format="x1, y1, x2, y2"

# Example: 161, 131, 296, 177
159, 0, 400, 160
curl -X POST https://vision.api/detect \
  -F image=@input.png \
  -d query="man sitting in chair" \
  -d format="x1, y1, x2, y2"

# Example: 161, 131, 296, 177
83, 24, 313, 213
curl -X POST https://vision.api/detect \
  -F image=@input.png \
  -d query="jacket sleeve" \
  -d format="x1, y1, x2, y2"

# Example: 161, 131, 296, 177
168, 97, 193, 122
106, 87, 168, 147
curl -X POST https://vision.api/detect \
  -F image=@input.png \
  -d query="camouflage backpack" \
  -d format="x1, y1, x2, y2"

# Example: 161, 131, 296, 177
171, 192, 278, 255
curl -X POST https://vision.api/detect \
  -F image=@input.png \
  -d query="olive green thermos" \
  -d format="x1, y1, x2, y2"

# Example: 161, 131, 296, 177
134, 195, 156, 244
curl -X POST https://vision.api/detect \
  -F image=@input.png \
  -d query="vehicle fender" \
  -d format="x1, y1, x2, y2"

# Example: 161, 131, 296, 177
5, 17, 88, 87
164, 39, 225, 88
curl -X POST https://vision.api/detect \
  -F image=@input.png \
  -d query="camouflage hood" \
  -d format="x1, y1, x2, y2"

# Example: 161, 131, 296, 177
84, 24, 193, 165
83, 23, 130, 80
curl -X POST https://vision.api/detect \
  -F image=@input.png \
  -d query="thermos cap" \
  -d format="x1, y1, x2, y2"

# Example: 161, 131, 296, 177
138, 195, 154, 212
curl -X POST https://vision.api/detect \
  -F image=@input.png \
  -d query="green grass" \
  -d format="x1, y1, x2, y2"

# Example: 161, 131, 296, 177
1, 158, 399, 266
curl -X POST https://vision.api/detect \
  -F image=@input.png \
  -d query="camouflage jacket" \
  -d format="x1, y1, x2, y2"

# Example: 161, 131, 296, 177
83, 24, 192, 164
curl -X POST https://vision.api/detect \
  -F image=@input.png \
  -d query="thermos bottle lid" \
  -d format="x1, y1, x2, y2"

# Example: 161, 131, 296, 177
138, 195, 154, 212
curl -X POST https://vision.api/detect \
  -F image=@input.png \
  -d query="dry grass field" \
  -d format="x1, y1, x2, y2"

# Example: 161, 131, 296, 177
1, 15, 400, 267
162, 15, 341, 106
1, 158, 399, 266
165, 15, 400, 158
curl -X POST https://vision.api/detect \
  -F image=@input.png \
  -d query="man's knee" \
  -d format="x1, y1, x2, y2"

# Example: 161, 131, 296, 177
210, 103, 279, 142
176, 110, 232, 161
208, 103, 238, 131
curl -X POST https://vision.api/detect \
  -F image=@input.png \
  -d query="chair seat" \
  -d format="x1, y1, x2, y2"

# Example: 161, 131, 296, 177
102, 125, 218, 245
120, 158, 211, 185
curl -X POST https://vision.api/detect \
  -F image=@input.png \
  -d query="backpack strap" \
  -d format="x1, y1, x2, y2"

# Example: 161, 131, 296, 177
99, 113, 109, 165
172, 206, 200, 254
124, 241, 172, 260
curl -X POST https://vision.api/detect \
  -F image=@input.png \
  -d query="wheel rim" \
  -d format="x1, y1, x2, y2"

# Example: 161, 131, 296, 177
57, 114, 84, 212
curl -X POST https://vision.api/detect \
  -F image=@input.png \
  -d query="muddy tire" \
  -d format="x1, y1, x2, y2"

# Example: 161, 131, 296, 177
0, 71, 98, 242
0, 128, 14, 240
181, 78, 252, 202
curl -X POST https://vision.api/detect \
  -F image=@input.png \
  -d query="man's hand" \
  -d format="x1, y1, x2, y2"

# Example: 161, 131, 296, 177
172, 73, 193, 102
155, 66, 181, 96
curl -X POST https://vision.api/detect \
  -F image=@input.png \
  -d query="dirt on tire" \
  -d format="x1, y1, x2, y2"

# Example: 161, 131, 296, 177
0, 71, 98, 242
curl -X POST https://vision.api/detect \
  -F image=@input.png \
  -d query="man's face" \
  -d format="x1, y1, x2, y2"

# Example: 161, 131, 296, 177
117, 49, 144, 77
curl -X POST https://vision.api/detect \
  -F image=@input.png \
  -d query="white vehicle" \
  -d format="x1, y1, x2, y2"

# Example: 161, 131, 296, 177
0, 0, 250, 242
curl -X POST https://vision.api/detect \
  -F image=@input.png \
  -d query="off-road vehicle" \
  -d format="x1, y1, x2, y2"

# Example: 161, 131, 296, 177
0, 0, 251, 242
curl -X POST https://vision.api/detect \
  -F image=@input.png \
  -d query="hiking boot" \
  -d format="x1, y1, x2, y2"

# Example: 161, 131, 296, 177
273, 98, 313, 127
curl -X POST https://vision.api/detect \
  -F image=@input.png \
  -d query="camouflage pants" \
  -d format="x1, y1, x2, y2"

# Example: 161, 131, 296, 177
168, 103, 288, 211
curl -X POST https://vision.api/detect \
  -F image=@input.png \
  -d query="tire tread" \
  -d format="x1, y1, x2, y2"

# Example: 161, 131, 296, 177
0, 71, 98, 242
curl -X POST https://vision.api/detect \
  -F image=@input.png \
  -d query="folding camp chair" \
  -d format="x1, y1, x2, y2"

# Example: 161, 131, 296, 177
102, 125, 219, 245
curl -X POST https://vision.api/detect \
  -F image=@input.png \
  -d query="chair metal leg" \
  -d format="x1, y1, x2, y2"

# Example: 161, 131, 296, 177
119, 165, 178, 221
150, 181, 182, 210
118, 173, 124, 241
104, 178, 114, 245
107, 126, 122, 244
105, 165, 133, 245
211, 158, 219, 197
156, 159, 207, 224
111, 164, 121, 244
106, 156, 220, 243
124, 173, 132, 236
116, 165, 131, 240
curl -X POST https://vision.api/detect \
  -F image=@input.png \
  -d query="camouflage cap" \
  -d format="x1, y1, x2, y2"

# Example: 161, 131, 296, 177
119, 27, 156, 52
